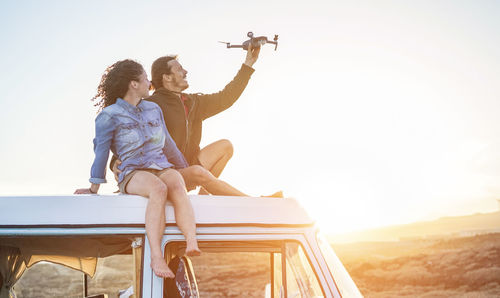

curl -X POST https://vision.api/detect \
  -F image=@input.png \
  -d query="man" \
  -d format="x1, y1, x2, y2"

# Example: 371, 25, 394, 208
149, 45, 259, 172
147, 44, 260, 195
113, 45, 281, 196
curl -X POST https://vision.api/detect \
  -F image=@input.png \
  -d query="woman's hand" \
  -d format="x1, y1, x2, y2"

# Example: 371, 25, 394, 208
74, 188, 94, 194
74, 183, 99, 194
113, 159, 123, 182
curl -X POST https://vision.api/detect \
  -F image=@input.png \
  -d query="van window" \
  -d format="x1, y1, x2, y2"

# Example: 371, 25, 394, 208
1, 236, 142, 298
164, 241, 324, 298
194, 251, 270, 297
15, 254, 135, 298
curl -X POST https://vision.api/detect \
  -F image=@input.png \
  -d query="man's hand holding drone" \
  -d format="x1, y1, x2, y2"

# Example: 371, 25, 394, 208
244, 42, 261, 67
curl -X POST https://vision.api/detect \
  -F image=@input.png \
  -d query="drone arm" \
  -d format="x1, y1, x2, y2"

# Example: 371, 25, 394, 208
267, 41, 278, 51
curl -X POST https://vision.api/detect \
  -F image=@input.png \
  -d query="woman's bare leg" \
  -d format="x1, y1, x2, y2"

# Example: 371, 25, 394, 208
125, 171, 174, 278
159, 169, 201, 256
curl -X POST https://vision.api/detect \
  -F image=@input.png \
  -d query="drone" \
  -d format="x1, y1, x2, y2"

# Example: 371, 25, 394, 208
219, 32, 279, 51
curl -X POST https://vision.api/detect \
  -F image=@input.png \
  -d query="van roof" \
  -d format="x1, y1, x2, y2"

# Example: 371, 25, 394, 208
0, 195, 314, 228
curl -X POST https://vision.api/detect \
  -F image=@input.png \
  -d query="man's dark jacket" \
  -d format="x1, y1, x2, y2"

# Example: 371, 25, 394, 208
148, 64, 254, 165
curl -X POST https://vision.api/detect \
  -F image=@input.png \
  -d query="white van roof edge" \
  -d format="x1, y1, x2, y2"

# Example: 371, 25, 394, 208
0, 195, 314, 227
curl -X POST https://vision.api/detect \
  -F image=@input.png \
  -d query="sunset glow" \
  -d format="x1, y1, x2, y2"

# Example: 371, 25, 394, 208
1, 0, 499, 235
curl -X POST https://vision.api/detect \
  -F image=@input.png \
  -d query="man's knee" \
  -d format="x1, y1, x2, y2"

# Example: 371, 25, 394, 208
219, 139, 233, 158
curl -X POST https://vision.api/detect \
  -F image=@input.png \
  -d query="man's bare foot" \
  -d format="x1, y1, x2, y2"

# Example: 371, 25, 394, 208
185, 239, 202, 256
151, 256, 175, 278
261, 190, 284, 198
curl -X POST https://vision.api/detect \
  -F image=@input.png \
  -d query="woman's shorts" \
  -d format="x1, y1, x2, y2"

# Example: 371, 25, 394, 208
118, 168, 173, 194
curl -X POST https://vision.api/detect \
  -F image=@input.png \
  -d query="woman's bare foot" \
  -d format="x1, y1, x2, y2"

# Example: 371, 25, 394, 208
185, 238, 202, 256
151, 256, 175, 278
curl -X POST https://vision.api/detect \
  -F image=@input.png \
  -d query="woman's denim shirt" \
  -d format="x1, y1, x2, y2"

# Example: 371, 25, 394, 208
90, 98, 188, 184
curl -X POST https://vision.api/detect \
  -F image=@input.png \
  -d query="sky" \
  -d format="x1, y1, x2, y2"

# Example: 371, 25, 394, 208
0, 0, 499, 234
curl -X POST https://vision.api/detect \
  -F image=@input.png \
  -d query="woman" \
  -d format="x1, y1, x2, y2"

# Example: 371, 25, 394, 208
75, 59, 200, 279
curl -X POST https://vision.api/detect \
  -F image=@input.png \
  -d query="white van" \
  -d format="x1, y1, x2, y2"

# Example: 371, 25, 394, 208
0, 195, 362, 297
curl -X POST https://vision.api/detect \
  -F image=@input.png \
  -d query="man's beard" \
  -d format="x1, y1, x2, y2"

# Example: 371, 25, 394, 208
174, 77, 189, 91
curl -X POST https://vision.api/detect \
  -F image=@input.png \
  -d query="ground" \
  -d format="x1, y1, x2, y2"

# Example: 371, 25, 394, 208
333, 233, 500, 297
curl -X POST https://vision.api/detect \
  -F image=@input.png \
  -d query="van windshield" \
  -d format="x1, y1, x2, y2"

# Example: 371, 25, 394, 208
316, 233, 363, 297
164, 240, 325, 297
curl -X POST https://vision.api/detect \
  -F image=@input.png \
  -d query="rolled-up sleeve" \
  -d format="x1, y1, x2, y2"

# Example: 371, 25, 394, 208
90, 112, 114, 184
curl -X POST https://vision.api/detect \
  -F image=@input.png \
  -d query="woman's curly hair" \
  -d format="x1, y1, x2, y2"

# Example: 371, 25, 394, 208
92, 59, 144, 112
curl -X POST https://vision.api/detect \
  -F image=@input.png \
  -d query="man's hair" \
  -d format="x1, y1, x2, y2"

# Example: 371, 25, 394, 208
92, 59, 144, 112
151, 55, 178, 90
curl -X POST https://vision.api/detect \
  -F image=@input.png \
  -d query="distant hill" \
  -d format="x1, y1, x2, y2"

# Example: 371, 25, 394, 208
329, 211, 500, 243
